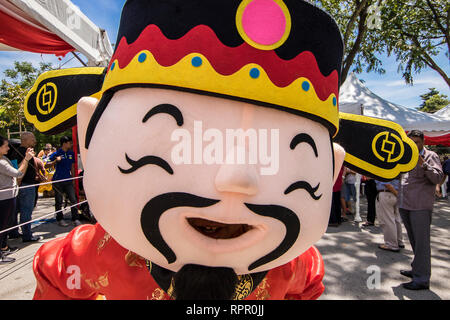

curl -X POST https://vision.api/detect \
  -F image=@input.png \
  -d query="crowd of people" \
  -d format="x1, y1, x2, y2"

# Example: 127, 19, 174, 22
0, 132, 80, 264
1, 129, 448, 292
328, 130, 446, 290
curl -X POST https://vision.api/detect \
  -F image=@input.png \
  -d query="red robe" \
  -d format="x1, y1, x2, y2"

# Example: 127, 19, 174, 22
33, 223, 325, 300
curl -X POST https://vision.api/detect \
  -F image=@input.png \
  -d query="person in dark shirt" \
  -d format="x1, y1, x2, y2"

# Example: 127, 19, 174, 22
8, 132, 43, 242
46, 136, 81, 227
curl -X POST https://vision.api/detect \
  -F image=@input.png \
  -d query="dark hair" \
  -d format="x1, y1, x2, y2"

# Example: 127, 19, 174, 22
0, 135, 7, 148
60, 136, 72, 146
407, 130, 424, 141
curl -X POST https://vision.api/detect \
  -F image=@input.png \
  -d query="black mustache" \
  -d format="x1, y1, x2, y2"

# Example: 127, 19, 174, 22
244, 203, 300, 271
140, 192, 300, 271
141, 193, 219, 264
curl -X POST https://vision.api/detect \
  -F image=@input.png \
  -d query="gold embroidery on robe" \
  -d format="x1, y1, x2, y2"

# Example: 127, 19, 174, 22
125, 251, 145, 268
232, 274, 254, 300
96, 232, 111, 255
167, 278, 175, 298
84, 272, 109, 290
151, 288, 167, 300
255, 277, 270, 300
145, 260, 152, 273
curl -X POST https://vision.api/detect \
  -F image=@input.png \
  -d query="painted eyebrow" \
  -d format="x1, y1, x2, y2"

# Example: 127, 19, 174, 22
142, 104, 184, 126
290, 133, 318, 157
118, 153, 173, 175
284, 181, 322, 200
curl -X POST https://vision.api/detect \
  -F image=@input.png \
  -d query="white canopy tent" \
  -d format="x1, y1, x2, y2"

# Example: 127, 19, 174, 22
339, 73, 450, 134
434, 105, 450, 120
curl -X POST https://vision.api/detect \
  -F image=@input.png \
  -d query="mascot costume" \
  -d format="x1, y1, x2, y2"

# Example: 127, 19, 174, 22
24, 0, 418, 300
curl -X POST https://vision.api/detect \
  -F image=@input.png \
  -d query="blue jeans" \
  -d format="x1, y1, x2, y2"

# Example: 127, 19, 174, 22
53, 181, 79, 221
344, 183, 356, 202
17, 184, 36, 241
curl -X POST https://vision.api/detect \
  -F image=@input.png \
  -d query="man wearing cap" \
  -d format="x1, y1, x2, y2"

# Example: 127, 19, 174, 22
398, 130, 443, 290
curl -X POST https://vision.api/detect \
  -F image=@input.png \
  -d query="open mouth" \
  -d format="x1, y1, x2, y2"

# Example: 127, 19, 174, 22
187, 217, 254, 239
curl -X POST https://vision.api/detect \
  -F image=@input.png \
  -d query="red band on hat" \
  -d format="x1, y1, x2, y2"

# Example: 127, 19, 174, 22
110, 25, 338, 101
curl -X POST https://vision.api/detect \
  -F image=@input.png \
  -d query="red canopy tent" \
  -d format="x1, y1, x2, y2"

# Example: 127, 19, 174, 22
0, 6, 74, 56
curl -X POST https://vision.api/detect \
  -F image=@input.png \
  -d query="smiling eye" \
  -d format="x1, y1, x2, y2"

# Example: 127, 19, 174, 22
118, 153, 174, 175
284, 181, 322, 200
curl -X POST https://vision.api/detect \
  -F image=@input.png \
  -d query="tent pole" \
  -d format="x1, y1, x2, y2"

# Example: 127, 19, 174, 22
354, 104, 363, 223
354, 174, 362, 222
72, 52, 87, 67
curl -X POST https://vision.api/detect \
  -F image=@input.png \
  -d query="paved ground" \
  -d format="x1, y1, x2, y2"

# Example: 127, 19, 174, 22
317, 197, 450, 300
0, 195, 449, 300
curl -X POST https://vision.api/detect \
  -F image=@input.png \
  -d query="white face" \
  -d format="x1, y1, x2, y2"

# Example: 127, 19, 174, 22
83, 88, 335, 275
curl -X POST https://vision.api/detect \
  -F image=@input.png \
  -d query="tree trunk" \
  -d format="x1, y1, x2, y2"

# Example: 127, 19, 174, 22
425, 0, 450, 54
411, 36, 450, 88
423, 57, 450, 88
340, 4, 369, 86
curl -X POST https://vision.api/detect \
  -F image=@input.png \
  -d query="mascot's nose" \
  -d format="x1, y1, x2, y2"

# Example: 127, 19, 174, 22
215, 145, 259, 196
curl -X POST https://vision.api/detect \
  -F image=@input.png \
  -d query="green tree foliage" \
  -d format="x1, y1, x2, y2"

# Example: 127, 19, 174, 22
418, 88, 450, 113
34, 129, 74, 153
0, 83, 27, 129
313, 0, 387, 85
0, 61, 55, 148
0, 61, 53, 130
312, 0, 449, 88
381, 0, 449, 88
0, 61, 77, 152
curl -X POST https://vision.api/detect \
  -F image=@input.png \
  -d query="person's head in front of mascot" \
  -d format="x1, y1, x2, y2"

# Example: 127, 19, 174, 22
76, 0, 345, 299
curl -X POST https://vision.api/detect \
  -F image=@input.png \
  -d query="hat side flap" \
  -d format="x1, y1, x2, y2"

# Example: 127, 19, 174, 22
334, 112, 419, 181
25, 67, 105, 134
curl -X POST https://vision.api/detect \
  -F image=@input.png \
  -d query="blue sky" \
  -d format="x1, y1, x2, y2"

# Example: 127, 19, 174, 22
0, 0, 448, 109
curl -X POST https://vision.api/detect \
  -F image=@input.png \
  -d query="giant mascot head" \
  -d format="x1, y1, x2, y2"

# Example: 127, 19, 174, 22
25, 0, 418, 299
